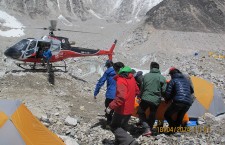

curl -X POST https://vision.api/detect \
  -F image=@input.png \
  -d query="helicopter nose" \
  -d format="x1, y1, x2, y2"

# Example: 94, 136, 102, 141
4, 47, 22, 59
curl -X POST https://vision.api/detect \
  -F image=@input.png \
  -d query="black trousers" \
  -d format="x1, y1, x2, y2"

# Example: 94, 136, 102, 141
105, 98, 114, 124
164, 102, 190, 127
110, 113, 135, 145
137, 100, 159, 129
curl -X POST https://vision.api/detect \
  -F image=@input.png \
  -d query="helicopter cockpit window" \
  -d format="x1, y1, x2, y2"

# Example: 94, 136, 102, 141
28, 40, 37, 50
25, 40, 37, 57
12, 39, 30, 51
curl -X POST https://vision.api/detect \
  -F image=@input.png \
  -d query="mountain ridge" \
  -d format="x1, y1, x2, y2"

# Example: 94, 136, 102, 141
145, 0, 225, 32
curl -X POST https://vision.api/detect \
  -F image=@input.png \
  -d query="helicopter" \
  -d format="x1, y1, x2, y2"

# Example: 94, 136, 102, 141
4, 20, 117, 72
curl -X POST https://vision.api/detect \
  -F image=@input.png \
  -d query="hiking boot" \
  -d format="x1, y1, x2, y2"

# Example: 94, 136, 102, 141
142, 128, 152, 137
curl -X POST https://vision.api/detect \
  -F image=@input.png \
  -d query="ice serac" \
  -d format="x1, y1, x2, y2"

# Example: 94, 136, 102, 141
83, 0, 163, 22
145, 0, 225, 32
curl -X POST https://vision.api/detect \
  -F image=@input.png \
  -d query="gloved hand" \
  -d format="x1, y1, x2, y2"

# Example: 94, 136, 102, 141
136, 97, 141, 104
106, 107, 112, 114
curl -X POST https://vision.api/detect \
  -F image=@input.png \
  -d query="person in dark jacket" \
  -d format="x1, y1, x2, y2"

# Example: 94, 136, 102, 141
131, 69, 144, 90
137, 62, 167, 136
94, 60, 116, 126
164, 68, 194, 128
106, 62, 139, 145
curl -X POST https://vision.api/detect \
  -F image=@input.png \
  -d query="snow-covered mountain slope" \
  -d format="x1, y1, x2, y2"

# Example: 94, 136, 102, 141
0, 10, 24, 37
0, 0, 163, 22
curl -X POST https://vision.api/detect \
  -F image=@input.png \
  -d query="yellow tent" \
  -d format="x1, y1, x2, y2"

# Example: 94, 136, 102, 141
188, 76, 225, 118
0, 100, 65, 145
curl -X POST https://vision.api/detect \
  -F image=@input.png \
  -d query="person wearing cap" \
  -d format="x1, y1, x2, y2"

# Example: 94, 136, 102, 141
106, 62, 139, 145
94, 60, 116, 127
164, 68, 194, 128
137, 62, 167, 136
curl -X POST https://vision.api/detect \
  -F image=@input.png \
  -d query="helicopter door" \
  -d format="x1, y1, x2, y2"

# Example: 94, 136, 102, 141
24, 40, 37, 58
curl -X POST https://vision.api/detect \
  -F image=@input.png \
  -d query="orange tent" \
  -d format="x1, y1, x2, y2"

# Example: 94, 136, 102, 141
0, 100, 65, 145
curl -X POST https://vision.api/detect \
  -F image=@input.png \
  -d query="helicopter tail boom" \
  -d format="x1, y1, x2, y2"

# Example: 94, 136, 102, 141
108, 39, 117, 60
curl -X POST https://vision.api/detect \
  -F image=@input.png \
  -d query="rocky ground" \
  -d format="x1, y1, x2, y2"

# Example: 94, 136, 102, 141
1, 3, 225, 144
0, 44, 225, 145
146, 0, 225, 33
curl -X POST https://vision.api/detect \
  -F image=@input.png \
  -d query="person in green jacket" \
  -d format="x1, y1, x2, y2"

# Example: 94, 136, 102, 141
137, 62, 167, 136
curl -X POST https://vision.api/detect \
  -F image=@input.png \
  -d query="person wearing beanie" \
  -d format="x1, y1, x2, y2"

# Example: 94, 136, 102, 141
164, 68, 194, 129
106, 62, 139, 145
137, 62, 167, 136
94, 60, 116, 127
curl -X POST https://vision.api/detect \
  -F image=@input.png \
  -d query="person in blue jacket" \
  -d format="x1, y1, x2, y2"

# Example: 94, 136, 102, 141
94, 60, 116, 126
43, 47, 52, 63
41, 46, 52, 67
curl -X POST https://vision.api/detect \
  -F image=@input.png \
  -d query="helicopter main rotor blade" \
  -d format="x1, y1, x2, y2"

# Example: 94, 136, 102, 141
57, 28, 99, 34
9, 27, 48, 30
32, 27, 48, 30
8, 26, 99, 34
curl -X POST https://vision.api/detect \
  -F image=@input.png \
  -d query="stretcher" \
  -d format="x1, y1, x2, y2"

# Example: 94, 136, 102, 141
132, 98, 189, 124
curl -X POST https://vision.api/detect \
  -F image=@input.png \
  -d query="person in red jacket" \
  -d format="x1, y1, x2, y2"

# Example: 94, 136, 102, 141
106, 62, 139, 145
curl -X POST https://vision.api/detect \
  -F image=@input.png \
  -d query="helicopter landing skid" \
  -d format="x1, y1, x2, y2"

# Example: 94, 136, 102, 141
51, 60, 67, 72
15, 61, 67, 73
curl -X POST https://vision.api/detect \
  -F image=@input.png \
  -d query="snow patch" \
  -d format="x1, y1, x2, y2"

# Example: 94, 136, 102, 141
0, 10, 25, 37
67, 59, 104, 79
132, 67, 170, 77
148, 0, 163, 9
132, 68, 149, 75
57, 0, 61, 11
132, 0, 163, 22
126, 20, 133, 24
140, 55, 151, 65
88, 9, 104, 19
58, 15, 73, 26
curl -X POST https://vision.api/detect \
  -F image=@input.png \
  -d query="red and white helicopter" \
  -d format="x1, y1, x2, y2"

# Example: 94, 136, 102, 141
4, 20, 117, 72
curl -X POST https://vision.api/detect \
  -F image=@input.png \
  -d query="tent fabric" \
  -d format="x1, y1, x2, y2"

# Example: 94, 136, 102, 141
0, 100, 21, 116
190, 76, 214, 110
208, 89, 225, 116
188, 76, 225, 118
0, 100, 65, 145
187, 99, 206, 118
12, 104, 65, 145
0, 121, 26, 145
0, 112, 8, 128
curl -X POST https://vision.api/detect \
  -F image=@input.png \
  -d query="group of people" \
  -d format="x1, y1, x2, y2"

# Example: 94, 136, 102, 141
94, 60, 194, 145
